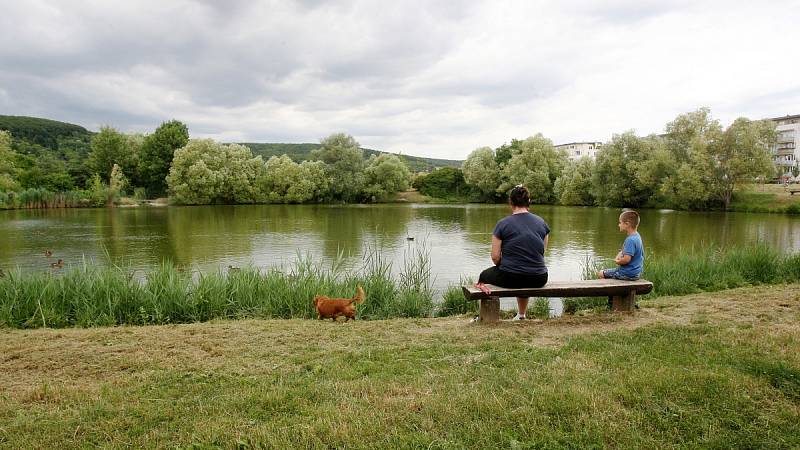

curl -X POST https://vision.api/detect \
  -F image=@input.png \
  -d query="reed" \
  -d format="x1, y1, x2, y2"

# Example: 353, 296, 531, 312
0, 247, 436, 329
436, 276, 477, 317
564, 244, 800, 313
0, 188, 103, 209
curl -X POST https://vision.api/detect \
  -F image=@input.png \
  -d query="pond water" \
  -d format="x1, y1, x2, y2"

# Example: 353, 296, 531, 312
3, 204, 800, 311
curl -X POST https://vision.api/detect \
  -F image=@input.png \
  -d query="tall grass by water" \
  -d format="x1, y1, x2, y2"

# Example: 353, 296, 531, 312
0, 247, 435, 329
563, 244, 800, 313
4, 243, 800, 327
0, 188, 105, 209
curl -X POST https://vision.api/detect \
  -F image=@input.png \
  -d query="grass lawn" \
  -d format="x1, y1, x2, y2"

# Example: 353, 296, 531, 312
731, 183, 800, 213
1, 285, 799, 448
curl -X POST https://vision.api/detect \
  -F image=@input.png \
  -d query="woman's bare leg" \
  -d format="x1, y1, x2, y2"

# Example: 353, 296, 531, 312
517, 297, 529, 316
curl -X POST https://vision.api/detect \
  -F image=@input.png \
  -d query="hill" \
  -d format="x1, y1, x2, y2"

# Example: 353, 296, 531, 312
0, 115, 92, 150
241, 142, 462, 172
0, 116, 462, 173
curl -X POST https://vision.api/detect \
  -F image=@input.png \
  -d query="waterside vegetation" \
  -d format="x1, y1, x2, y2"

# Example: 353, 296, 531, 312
0, 247, 435, 329
2, 244, 800, 329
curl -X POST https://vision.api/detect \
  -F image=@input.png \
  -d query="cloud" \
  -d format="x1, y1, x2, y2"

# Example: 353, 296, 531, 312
1, 0, 799, 159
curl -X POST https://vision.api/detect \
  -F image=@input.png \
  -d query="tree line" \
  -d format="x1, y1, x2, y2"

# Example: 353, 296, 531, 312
0, 122, 413, 206
452, 108, 776, 209
0, 107, 779, 210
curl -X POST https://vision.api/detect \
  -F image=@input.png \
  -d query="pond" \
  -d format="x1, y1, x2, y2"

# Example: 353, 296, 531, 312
2, 204, 800, 310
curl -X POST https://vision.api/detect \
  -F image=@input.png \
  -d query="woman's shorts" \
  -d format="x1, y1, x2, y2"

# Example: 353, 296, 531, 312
478, 266, 548, 289
602, 268, 640, 281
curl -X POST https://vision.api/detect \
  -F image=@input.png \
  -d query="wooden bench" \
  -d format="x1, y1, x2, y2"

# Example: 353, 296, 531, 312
789, 186, 800, 195
461, 279, 654, 323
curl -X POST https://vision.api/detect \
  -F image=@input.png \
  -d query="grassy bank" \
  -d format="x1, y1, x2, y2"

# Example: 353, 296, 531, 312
0, 249, 435, 329
1, 285, 798, 448
728, 185, 800, 214
3, 244, 800, 328
563, 244, 800, 313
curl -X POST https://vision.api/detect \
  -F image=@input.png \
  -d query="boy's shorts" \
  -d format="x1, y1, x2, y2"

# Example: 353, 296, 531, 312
602, 268, 640, 281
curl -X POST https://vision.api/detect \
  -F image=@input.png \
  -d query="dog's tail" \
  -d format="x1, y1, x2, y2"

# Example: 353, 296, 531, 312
351, 286, 365, 304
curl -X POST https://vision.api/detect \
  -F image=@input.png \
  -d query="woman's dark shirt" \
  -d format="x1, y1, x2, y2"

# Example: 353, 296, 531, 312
493, 212, 549, 275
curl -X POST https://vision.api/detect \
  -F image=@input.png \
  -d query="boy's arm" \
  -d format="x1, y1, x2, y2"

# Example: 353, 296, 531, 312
615, 237, 635, 265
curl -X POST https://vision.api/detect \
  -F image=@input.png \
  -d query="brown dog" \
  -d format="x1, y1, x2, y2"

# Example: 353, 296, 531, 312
313, 286, 365, 321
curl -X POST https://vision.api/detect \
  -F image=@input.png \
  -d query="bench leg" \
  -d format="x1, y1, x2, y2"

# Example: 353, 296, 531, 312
479, 296, 500, 323
610, 291, 636, 312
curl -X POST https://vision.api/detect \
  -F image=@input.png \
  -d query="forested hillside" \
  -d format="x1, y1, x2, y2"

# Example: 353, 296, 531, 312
241, 143, 462, 172
0, 115, 94, 191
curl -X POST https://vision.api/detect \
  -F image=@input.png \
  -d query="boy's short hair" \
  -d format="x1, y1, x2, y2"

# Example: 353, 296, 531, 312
620, 210, 640, 228
509, 185, 530, 207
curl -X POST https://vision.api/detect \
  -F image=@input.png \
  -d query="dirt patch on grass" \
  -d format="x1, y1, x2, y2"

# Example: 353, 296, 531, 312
1, 284, 798, 400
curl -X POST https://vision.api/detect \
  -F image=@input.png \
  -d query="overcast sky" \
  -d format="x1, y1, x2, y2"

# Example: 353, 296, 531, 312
1, 0, 799, 160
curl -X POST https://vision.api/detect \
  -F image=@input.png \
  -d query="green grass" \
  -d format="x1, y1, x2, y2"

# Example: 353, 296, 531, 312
564, 244, 800, 313
728, 186, 800, 214
1, 284, 799, 448
0, 248, 435, 329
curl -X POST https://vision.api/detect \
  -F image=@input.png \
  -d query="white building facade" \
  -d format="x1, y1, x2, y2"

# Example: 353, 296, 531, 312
554, 141, 603, 160
769, 114, 800, 176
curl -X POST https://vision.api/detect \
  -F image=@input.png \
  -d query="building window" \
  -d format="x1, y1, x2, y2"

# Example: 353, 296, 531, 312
576, 150, 581, 156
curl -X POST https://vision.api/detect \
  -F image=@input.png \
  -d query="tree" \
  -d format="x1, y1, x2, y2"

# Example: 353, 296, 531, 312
591, 132, 662, 207
413, 167, 469, 199
713, 118, 776, 208
664, 107, 722, 163
462, 146, 500, 200
554, 157, 595, 206
124, 133, 145, 187
657, 108, 723, 208
363, 154, 411, 201
109, 164, 129, 197
257, 155, 329, 203
167, 139, 226, 205
0, 130, 18, 191
500, 134, 567, 204
219, 143, 264, 204
311, 133, 365, 202
88, 126, 135, 182
494, 139, 524, 167
166, 139, 265, 205
659, 162, 710, 210
139, 120, 189, 197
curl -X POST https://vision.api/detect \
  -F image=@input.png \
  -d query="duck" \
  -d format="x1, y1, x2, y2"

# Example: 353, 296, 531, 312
44, 250, 53, 257
406, 236, 415, 241
227, 265, 241, 272
50, 259, 64, 269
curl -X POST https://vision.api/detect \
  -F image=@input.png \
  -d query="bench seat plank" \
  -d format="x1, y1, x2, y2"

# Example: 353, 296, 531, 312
462, 279, 653, 300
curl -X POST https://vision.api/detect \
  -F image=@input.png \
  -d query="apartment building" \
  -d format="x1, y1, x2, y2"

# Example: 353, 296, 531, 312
769, 114, 800, 176
554, 141, 603, 160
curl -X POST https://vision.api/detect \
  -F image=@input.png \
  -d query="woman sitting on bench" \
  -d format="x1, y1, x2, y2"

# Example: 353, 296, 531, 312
476, 184, 549, 321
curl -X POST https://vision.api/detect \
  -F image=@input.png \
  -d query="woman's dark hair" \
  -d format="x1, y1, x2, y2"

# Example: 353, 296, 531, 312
509, 184, 530, 207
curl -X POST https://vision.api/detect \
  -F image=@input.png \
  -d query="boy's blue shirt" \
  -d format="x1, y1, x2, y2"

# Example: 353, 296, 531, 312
619, 232, 644, 278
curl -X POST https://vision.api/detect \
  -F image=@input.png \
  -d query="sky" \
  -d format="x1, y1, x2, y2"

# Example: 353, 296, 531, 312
1, 0, 799, 160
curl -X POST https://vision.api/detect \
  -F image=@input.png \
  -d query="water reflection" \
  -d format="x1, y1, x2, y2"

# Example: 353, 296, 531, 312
3, 204, 800, 293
